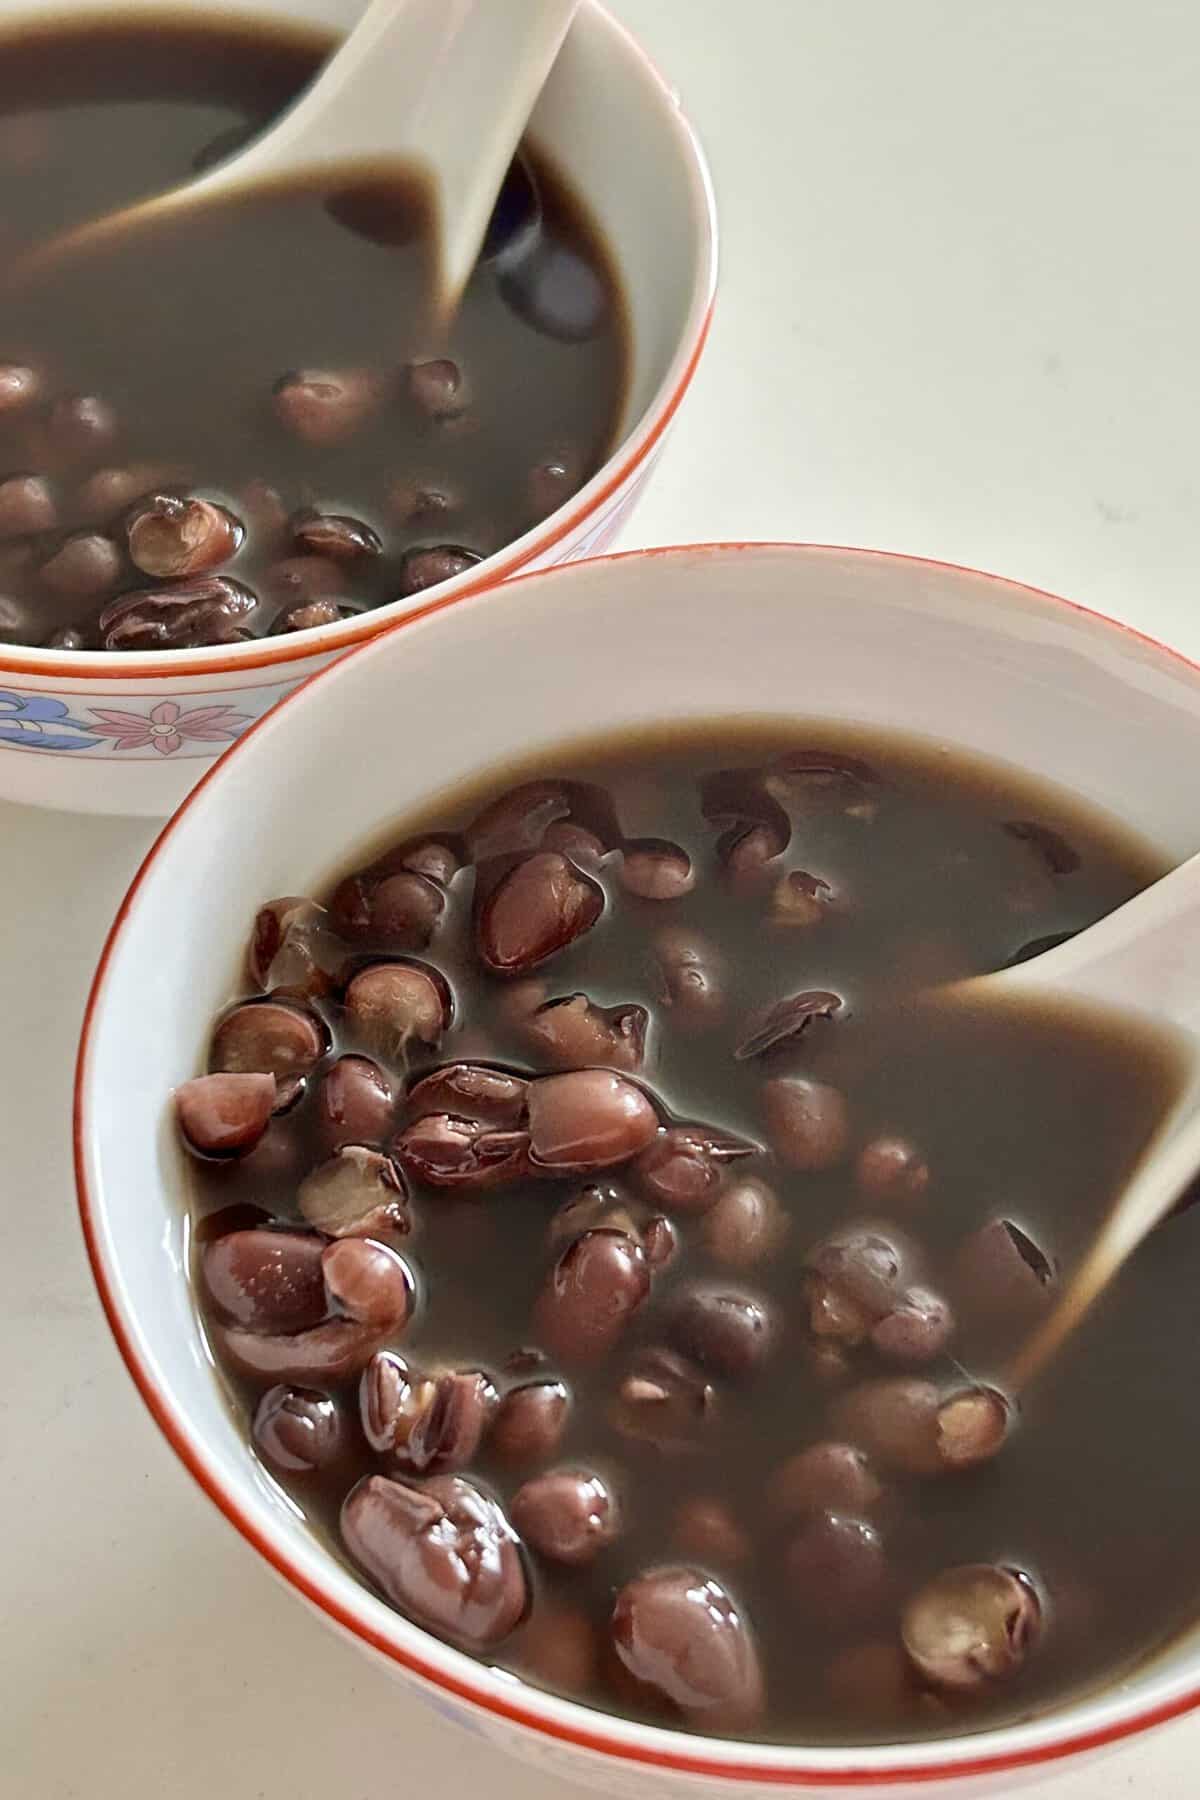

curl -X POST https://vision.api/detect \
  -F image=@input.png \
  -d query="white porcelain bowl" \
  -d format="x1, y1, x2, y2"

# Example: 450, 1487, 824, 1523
0, 0, 715, 816
76, 545, 1200, 1797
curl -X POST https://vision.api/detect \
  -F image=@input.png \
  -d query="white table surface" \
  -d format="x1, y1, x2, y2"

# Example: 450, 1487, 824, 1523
5, 1, 1200, 1793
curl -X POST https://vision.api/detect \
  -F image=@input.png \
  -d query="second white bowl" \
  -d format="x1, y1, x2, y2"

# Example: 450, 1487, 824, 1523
0, 0, 715, 815
76, 544, 1200, 1797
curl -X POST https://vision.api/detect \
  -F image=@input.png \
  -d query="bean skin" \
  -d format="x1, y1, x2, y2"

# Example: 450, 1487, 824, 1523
297, 1145, 409, 1238
511, 1468, 619, 1565
901, 1565, 1042, 1691
476, 851, 604, 975
527, 1070, 658, 1171
176, 1071, 275, 1157
611, 1567, 765, 1730
201, 1228, 326, 1333
252, 1384, 345, 1473
764, 1077, 850, 1170
533, 1229, 650, 1363
341, 1473, 527, 1648
491, 1379, 570, 1465
312, 1056, 395, 1152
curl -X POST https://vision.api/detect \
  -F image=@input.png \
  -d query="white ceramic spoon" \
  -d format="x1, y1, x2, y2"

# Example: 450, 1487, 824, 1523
17, 0, 578, 309
944, 850, 1200, 1389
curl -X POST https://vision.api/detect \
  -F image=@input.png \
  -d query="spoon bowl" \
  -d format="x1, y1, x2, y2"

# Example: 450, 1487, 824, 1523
944, 851, 1200, 1387
15, 0, 579, 311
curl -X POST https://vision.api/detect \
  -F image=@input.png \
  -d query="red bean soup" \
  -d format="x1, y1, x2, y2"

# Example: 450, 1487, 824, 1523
178, 721, 1196, 1744
0, 17, 628, 652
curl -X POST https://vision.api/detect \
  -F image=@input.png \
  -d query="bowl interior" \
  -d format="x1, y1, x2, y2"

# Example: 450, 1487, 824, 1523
0, 0, 715, 686
79, 544, 1200, 1781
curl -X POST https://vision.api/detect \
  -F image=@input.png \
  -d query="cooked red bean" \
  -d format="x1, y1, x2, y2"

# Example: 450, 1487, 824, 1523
764, 1076, 850, 1169
611, 1567, 765, 1729
512, 1468, 618, 1565
476, 851, 604, 975
527, 1070, 658, 1170
768, 1443, 884, 1521
546, 1184, 641, 1254
46, 392, 117, 462
642, 1213, 679, 1268
407, 1062, 528, 1128
176, 1071, 275, 1157
805, 1224, 916, 1332
491, 1379, 570, 1464
298, 1144, 408, 1237
218, 1316, 387, 1382
619, 839, 695, 901
210, 998, 325, 1103
857, 1136, 931, 1203
77, 464, 188, 521
632, 1123, 759, 1212
0, 362, 39, 414
703, 1177, 788, 1269
126, 494, 242, 577
406, 356, 469, 418
291, 508, 382, 560
99, 573, 258, 650
201, 1228, 327, 1333
321, 1236, 412, 1330
343, 962, 451, 1056
333, 867, 445, 949
534, 1229, 650, 1363
610, 1347, 717, 1451
252, 1383, 344, 1472
786, 1511, 888, 1625
342, 1473, 527, 1647
936, 1387, 1012, 1470
734, 989, 841, 1060
248, 895, 334, 994
273, 368, 378, 445
832, 1377, 943, 1476
901, 1565, 1042, 1691
310, 1056, 394, 1154
397, 544, 480, 594
362, 1353, 495, 1474
277, 598, 355, 631
524, 993, 648, 1071
871, 1286, 954, 1364
668, 1286, 774, 1379
40, 531, 122, 598
393, 1112, 529, 1189
0, 472, 55, 537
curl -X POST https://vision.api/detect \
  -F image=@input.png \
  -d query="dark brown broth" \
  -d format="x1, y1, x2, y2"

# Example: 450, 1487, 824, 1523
187, 721, 1195, 1744
0, 16, 627, 649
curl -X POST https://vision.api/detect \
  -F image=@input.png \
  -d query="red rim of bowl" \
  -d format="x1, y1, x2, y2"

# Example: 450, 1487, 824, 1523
75, 541, 1200, 1788
0, 0, 717, 683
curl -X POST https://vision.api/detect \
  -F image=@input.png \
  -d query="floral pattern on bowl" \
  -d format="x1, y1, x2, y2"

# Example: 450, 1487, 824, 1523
0, 687, 256, 757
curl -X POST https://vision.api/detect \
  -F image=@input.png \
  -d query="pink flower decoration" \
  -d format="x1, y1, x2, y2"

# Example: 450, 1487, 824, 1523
88, 699, 251, 756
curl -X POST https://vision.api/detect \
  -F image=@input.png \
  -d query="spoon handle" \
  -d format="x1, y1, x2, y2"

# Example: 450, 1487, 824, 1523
217, 0, 580, 308
1007, 847, 1200, 1036
1008, 1094, 1200, 1389
994, 850, 1200, 1388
